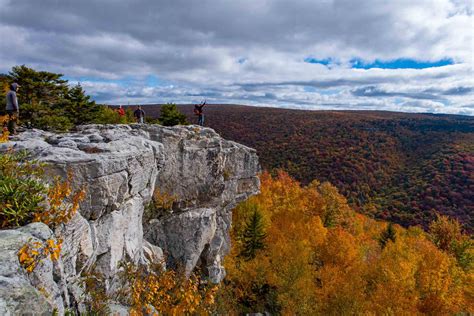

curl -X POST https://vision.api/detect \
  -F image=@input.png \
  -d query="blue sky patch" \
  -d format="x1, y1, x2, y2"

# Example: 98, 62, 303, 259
304, 57, 334, 66
350, 58, 454, 69
304, 86, 341, 95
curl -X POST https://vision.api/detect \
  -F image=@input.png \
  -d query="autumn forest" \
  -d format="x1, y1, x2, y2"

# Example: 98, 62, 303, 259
146, 104, 473, 232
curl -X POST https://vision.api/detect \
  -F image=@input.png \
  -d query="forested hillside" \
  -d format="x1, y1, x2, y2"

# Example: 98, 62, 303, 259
144, 104, 474, 231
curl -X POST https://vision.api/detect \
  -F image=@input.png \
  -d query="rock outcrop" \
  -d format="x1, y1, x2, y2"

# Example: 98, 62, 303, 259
0, 124, 259, 313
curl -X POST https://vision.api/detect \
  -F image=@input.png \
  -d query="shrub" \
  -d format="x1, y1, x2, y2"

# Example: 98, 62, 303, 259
0, 115, 9, 142
0, 150, 84, 228
33, 171, 85, 229
0, 150, 47, 228
117, 261, 217, 315
80, 268, 110, 315
93, 106, 133, 125
159, 103, 188, 126
144, 189, 177, 221
35, 114, 74, 132
18, 238, 62, 273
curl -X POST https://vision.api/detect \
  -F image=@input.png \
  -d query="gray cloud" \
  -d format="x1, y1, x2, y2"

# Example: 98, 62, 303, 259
351, 86, 442, 101
0, 0, 472, 114
442, 86, 473, 95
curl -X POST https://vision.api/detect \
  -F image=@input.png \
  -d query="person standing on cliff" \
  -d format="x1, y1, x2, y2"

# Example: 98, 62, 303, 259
5, 82, 20, 135
194, 100, 206, 126
117, 105, 125, 117
134, 105, 145, 124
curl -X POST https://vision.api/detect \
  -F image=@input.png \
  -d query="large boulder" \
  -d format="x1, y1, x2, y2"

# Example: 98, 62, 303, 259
0, 223, 64, 315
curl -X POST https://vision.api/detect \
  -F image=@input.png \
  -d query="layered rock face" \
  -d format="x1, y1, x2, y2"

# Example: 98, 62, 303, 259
0, 124, 259, 313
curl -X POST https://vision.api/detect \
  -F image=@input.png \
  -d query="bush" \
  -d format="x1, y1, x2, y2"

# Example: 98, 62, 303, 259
144, 189, 177, 222
0, 115, 9, 142
159, 103, 188, 126
117, 261, 217, 315
0, 150, 84, 228
18, 238, 62, 273
93, 106, 134, 125
0, 150, 47, 227
36, 115, 74, 132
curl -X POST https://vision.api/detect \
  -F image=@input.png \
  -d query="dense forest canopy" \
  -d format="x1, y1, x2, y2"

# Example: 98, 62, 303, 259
144, 104, 473, 231
217, 172, 473, 314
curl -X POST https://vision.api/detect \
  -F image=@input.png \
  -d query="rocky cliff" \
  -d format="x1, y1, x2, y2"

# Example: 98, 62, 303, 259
0, 124, 260, 314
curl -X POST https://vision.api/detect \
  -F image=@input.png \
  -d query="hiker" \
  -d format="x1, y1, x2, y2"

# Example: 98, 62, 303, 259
117, 105, 125, 117
5, 82, 20, 135
194, 100, 206, 126
134, 105, 145, 123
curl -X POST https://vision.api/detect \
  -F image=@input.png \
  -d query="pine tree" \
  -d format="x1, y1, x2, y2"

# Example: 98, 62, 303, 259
379, 223, 396, 249
240, 210, 266, 260
62, 83, 100, 125
8, 65, 69, 106
159, 103, 188, 126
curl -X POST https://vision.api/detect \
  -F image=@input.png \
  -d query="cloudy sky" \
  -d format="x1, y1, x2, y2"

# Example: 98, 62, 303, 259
1, 0, 473, 115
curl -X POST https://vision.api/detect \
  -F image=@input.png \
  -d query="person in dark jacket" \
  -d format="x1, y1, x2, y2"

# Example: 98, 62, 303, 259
194, 101, 206, 126
5, 82, 20, 135
133, 105, 145, 123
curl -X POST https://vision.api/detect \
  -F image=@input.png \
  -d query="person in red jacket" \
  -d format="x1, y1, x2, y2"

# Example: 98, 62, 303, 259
117, 105, 125, 117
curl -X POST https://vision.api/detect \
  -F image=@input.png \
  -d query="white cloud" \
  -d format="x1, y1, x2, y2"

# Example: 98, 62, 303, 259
0, 0, 472, 114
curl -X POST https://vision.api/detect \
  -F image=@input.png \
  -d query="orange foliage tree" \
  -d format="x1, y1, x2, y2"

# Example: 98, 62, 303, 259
218, 171, 473, 315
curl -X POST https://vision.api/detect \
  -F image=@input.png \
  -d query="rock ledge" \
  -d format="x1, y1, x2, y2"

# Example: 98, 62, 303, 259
0, 124, 260, 313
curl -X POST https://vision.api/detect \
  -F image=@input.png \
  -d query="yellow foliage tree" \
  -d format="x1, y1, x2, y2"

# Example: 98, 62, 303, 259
219, 171, 473, 315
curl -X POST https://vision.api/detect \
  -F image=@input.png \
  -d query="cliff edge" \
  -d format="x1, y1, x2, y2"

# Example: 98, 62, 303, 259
0, 124, 260, 314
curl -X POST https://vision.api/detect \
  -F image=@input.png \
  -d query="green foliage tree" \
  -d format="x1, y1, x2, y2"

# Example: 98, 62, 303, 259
159, 103, 188, 126
61, 83, 101, 125
240, 210, 266, 260
8, 65, 69, 106
1, 65, 124, 130
379, 223, 396, 249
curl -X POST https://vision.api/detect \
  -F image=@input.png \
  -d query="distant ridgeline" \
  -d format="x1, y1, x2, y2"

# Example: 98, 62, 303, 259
145, 104, 474, 231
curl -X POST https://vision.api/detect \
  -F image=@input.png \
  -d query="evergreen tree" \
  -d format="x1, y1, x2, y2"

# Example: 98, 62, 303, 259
159, 103, 188, 126
62, 83, 100, 125
0, 65, 118, 130
240, 210, 266, 260
8, 65, 69, 106
379, 223, 396, 249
